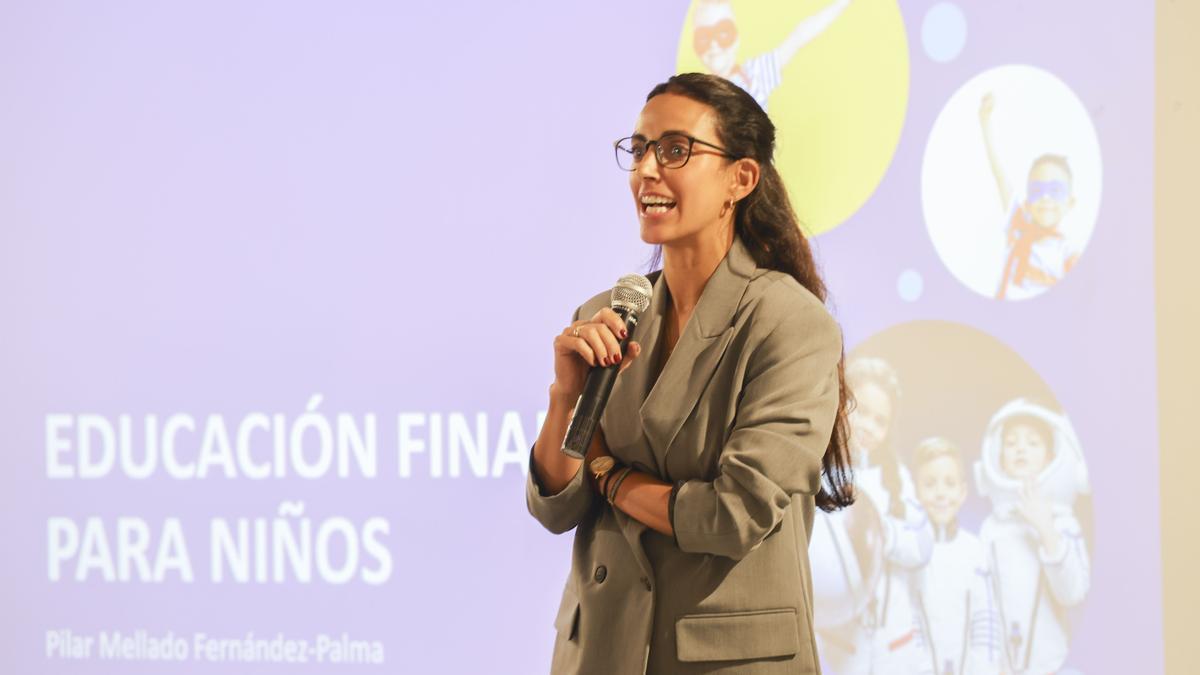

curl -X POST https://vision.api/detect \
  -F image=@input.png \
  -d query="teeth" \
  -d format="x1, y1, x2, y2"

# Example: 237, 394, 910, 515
640, 195, 675, 205
645, 205, 671, 214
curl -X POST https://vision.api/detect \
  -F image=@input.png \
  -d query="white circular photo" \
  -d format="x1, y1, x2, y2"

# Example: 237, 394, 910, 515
922, 65, 1102, 301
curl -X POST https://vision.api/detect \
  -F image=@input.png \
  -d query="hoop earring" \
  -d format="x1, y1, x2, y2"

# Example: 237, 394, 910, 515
722, 198, 735, 217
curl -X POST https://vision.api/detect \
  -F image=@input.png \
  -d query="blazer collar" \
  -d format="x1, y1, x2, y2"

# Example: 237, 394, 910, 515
603, 235, 760, 477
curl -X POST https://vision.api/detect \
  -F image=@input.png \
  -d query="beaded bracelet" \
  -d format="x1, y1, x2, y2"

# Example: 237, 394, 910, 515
606, 467, 634, 507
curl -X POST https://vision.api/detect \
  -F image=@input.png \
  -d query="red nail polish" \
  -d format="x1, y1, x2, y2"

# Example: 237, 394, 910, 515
620, 329, 628, 339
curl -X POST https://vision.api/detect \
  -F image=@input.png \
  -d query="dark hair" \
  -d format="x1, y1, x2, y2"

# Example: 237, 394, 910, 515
644, 72, 854, 512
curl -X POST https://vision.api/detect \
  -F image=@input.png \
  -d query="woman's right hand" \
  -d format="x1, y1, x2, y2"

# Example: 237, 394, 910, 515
550, 307, 642, 403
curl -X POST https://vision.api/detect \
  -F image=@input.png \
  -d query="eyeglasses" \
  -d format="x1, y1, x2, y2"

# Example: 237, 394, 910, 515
613, 133, 739, 171
694, 19, 738, 54
1027, 179, 1070, 204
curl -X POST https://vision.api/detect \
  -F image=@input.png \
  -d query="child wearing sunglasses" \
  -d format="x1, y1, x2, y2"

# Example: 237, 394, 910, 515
693, 0, 852, 112
979, 92, 1081, 300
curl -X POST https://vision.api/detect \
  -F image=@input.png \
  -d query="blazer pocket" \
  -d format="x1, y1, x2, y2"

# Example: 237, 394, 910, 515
675, 608, 799, 662
553, 589, 580, 642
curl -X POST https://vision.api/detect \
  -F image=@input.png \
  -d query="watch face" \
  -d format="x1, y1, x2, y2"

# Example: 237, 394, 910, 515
590, 456, 615, 475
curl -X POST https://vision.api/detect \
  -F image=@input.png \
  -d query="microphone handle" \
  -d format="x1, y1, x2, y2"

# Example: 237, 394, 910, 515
561, 307, 640, 459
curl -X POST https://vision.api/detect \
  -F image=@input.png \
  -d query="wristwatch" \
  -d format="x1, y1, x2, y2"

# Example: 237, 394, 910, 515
589, 456, 616, 485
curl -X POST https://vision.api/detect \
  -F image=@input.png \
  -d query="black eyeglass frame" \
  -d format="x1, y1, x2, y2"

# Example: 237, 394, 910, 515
613, 133, 740, 171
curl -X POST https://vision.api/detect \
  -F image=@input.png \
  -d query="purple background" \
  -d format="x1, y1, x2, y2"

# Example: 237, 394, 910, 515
0, 1, 1159, 673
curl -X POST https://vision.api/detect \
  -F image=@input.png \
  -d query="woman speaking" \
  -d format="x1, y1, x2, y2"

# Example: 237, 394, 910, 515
526, 72, 854, 674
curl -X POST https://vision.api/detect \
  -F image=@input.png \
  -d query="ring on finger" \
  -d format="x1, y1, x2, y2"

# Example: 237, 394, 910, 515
572, 326, 581, 338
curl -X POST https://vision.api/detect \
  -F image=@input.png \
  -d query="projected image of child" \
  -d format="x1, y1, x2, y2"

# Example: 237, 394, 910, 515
818, 357, 933, 673
974, 399, 1091, 673
911, 437, 1001, 675
979, 93, 1081, 300
692, 0, 852, 111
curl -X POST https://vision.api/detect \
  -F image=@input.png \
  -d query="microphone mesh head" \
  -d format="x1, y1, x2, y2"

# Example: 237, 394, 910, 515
611, 273, 653, 314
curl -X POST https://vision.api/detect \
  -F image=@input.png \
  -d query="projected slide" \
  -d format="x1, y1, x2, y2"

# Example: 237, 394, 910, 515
0, 1, 1158, 673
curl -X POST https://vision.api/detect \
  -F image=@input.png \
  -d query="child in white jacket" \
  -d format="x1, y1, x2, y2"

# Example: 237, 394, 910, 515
816, 357, 933, 674
911, 437, 1001, 675
974, 399, 1090, 673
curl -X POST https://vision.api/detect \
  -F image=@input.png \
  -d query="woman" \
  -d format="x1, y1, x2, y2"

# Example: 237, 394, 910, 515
525, 72, 854, 674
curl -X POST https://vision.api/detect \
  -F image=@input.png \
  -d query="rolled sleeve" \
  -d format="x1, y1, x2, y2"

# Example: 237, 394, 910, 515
670, 302, 842, 560
525, 444, 594, 535
525, 303, 596, 535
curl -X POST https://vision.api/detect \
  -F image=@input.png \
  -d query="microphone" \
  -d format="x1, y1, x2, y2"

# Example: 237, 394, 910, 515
561, 273, 654, 459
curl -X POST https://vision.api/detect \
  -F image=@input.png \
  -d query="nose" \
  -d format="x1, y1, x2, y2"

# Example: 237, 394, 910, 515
633, 147, 661, 182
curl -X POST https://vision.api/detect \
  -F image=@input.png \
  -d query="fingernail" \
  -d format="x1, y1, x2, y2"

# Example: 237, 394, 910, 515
614, 353, 622, 362
620, 329, 628, 338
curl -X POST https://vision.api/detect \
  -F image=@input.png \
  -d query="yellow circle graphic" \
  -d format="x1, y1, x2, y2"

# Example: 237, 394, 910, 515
676, 0, 909, 235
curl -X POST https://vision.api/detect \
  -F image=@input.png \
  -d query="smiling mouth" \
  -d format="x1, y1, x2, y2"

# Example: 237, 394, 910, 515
640, 196, 677, 215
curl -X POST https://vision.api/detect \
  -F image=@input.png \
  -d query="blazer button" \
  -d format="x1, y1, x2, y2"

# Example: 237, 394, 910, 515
640, 576, 652, 591
594, 565, 607, 583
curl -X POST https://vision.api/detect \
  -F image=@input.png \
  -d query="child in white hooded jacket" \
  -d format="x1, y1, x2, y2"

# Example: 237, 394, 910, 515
975, 399, 1090, 673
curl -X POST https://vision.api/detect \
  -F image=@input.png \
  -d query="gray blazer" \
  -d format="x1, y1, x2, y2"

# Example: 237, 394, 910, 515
526, 235, 842, 674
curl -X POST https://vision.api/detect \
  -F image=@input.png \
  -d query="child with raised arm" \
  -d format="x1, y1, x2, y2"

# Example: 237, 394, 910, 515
692, 0, 852, 111
979, 93, 1081, 300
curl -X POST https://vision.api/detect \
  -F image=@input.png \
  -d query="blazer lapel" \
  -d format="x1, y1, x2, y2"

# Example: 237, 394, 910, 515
638, 236, 758, 477
599, 280, 669, 584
